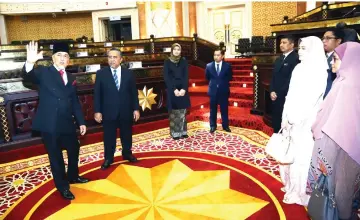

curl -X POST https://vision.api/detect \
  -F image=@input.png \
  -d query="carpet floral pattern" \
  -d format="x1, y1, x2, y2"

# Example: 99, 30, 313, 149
0, 121, 280, 218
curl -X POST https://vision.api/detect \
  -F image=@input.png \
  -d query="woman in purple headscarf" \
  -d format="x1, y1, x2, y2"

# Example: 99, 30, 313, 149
308, 42, 360, 219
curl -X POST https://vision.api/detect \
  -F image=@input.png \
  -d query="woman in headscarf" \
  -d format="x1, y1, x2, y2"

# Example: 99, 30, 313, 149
308, 42, 360, 219
163, 43, 191, 140
280, 36, 328, 205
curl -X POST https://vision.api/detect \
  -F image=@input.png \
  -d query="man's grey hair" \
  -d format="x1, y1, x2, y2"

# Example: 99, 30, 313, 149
108, 48, 122, 57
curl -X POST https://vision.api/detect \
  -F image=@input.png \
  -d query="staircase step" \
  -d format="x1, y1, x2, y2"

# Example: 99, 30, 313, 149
189, 79, 208, 86
189, 79, 254, 88
226, 58, 252, 66
229, 98, 253, 108
189, 106, 266, 130
230, 81, 253, 88
231, 64, 253, 71
233, 70, 252, 76
233, 76, 254, 82
190, 97, 252, 108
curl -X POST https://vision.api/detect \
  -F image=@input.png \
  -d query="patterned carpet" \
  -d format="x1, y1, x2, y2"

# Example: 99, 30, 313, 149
0, 121, 308, 219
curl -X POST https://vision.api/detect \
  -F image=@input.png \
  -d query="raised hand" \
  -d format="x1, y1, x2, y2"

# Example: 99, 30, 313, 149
26, 41, 43, 64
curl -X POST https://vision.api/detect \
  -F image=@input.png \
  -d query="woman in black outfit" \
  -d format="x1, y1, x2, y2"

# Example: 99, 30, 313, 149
163, 43, 191, 140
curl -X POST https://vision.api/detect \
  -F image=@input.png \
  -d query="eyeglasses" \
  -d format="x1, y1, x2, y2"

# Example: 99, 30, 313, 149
322, 37, 337, 41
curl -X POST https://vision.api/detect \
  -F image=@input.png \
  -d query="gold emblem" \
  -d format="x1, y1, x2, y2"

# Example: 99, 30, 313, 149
138, 86, 157, 111
47, 160, 269, 219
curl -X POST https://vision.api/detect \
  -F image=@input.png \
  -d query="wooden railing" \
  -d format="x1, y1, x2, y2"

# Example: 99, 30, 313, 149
0, 34, 219, 150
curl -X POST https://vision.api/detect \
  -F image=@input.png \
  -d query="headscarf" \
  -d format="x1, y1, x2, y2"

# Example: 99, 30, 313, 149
298, 36, 329, 71
312, 42, 360, 165
282, 36, 328, 125
169, 43, 181, 64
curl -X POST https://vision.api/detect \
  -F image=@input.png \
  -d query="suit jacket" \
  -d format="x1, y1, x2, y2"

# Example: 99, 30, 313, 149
163, 58, 191, 110
21, 65, 85, 133
270, 50, 299, 97
205, 61, 233, 97
94, 66, 139, 121
324, 53, 336, 98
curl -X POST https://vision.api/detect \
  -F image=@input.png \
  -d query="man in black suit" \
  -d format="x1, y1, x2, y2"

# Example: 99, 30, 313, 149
322, 29, 342, 98
94, 48, 140, 170
270, 35, 299, 133
206, 48, 233, 133
21, 41, 89, 200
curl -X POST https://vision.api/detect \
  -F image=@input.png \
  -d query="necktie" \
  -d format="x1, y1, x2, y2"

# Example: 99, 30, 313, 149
280, 54, 285, 61
216, 63, 220, 75
59, 69, 65, 85
113, 69, 119, 90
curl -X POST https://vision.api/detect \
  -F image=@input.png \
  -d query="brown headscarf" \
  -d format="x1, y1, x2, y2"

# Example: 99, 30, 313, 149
169, 43, 181, 64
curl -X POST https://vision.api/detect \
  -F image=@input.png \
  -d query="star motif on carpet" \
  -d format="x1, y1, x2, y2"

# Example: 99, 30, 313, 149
138, 86, 157, 111
47, 160, 269, 219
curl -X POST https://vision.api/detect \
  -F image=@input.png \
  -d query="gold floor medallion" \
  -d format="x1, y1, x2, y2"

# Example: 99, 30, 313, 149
47, 160, 268, 219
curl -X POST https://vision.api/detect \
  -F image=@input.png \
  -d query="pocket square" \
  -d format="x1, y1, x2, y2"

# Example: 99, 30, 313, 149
72, 80, 77, 86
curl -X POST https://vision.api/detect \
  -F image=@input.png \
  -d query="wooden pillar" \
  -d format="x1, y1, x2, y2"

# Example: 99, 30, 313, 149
297, 2, 306, 15
174, 2, 183, 36
189, 2, 197, 35
137, 2, 147, 39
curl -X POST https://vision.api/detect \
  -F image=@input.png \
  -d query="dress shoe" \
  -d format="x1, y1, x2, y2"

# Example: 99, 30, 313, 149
210, 127, 216, 133
69, 176, 90, 184
101, 160, 113, 170
223, 127, 231, 132
172, 136, 181, 140
123, 154, 138, 163
182, 134, 189, 139
60, 189, 75, 200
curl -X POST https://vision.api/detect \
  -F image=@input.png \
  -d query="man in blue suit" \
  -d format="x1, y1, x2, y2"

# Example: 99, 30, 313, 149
206, 48, 233, 133
21, 41, 89, 200
94, 48, 140, 170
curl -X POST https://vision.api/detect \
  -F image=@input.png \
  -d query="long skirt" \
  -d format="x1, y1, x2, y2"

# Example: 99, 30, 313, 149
279, 124, 314, 206
169, 109, 187, 138
307, 133, 360, 219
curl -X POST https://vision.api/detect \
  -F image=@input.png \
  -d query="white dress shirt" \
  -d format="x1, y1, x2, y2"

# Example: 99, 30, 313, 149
215, 61, 223, 73
283, 50, 294, 59
25, 61, 68, 85
327, 51, 334, 59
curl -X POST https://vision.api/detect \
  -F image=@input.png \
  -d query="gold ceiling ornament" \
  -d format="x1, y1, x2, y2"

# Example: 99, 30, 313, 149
138, 86, 157, 111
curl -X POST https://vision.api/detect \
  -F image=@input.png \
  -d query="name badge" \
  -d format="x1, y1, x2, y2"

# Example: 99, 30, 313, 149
284, 63, 288, 66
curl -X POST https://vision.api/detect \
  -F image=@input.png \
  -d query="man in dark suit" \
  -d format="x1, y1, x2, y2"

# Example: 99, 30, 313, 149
94, 48, 140, 170
206, 48, 233, 133
322, 29, 342, 98
270, 35, 299, 133
21, 41, 89, 200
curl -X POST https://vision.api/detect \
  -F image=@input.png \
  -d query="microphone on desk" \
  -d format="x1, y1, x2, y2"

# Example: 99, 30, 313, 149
342, 7, 356, 18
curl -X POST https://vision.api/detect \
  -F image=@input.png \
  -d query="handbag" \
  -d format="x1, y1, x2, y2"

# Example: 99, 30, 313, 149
307, 174, 339, 220
265, 128, 294, 164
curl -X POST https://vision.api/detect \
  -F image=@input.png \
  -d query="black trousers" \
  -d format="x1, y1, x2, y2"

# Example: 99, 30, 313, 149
210, 93, 229, 128
103, 119, 133, 162
271, 96, 286, 133
41, 132, 80, 191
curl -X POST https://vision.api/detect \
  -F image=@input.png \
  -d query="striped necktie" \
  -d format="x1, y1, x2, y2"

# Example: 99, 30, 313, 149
113, 69, 119, 90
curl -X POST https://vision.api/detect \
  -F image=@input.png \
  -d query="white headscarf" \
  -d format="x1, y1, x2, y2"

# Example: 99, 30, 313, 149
282, 36, 328, 125
298, 36, 329, 77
